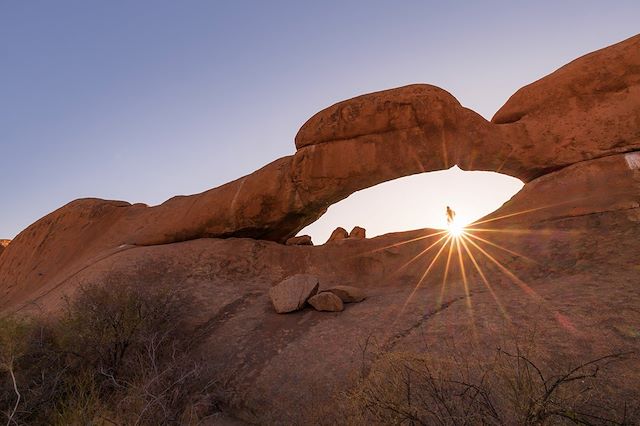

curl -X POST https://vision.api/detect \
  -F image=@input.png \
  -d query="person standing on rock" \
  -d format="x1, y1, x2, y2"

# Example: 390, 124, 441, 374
446, 206, 456, 226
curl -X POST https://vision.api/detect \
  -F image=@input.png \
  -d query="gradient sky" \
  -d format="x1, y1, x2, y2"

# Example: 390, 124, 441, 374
1, 1, 639, 240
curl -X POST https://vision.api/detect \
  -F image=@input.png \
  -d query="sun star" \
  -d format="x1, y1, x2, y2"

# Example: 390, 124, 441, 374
447, 221, 465, 237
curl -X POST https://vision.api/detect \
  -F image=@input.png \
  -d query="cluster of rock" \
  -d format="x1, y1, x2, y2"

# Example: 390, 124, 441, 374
284, 226, 367, 247
268, 274, 366, 313
327, 226, 366, 243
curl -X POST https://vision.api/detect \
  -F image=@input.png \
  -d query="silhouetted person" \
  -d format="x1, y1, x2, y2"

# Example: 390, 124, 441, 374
446, 206, 456, 225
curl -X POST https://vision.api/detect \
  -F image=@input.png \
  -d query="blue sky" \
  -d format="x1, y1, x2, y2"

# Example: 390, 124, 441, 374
1, 1, 639, 239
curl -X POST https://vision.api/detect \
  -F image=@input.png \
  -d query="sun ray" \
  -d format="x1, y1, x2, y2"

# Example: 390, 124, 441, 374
455, 237, 471, 307
396, 235, 451, 314
391, 233, 450, 275
461, 234, 542, 300
436, 237, 455, 310
366, 229, 449, 254
455, 237, 477, 340
469, 204, 559, 227
468, 191, 625, 229
463, 227, 581, 236
459, 236, 511, 321
464, 231, 537, 263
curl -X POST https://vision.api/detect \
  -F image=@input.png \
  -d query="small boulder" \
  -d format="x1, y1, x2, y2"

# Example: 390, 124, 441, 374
308, 292, 344, 312
326, 227, 348, 243
285, 235, 313, 246
326, 285, 366, 303
349, 226, 366, 239
269, 274, 319, 313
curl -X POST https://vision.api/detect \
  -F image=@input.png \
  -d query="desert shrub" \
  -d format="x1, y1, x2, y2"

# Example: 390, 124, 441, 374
345, 341, 636, 425
0, 279, 220, 425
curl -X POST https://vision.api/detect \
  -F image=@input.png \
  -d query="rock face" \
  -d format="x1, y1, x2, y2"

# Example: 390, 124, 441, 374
493, 35, 640, 175
2, 201, 637, 424
476, 152, 640, 228
0, 239, 9, 257
326, 227, 348, 243
326, 285, 366, 303
349, 226, 366, 239
268, 274, 319, 313
308, 292, 344, 312
285, 235, 313, 246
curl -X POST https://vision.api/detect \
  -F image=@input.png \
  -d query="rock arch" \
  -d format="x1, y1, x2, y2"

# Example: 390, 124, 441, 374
1, 34, 639, 310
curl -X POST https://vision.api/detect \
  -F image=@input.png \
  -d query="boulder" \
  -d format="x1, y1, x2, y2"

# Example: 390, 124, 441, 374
349, 226, 366, 239
326, 227, 348, 243
492, 34, 640, 176
308, 292, 344, 312
269, 274, 319, 314
285, 235, 313, 246
326, 285, 366, 303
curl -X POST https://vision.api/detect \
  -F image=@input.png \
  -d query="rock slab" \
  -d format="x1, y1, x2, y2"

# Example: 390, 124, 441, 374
269, 274, 319, 313
308, 292, 344, 312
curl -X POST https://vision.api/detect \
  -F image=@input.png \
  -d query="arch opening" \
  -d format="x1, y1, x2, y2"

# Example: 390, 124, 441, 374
298, 166, 523, 243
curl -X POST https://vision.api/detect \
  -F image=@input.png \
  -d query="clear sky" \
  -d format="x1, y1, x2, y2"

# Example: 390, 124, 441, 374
1, 1, 639, 240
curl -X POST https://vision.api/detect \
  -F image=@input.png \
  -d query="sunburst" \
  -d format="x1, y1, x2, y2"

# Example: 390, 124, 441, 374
380, 199, 586, 340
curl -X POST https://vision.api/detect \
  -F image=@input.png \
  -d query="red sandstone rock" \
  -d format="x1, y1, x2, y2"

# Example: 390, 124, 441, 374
492, 34, 640, 176
269, 274, 319, 313
2, 201, 637, 423
475, 152, 640, 228
326, 227, 348, 243
0, 240, 9, 257
308, 292, 344, 312
349, 226, 366, 239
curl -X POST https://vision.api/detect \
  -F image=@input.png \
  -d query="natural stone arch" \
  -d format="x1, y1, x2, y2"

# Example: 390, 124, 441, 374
2, 34, 639, 310
127, 30, 640, 244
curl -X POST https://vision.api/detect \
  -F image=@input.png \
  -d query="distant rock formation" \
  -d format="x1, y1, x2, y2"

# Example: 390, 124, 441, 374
349, 226, 366, 239
327, 227, 349, 243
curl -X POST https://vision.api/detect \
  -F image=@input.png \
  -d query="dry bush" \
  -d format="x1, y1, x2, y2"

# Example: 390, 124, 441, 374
1, 278, 221, 425
345, 338, 637, 425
